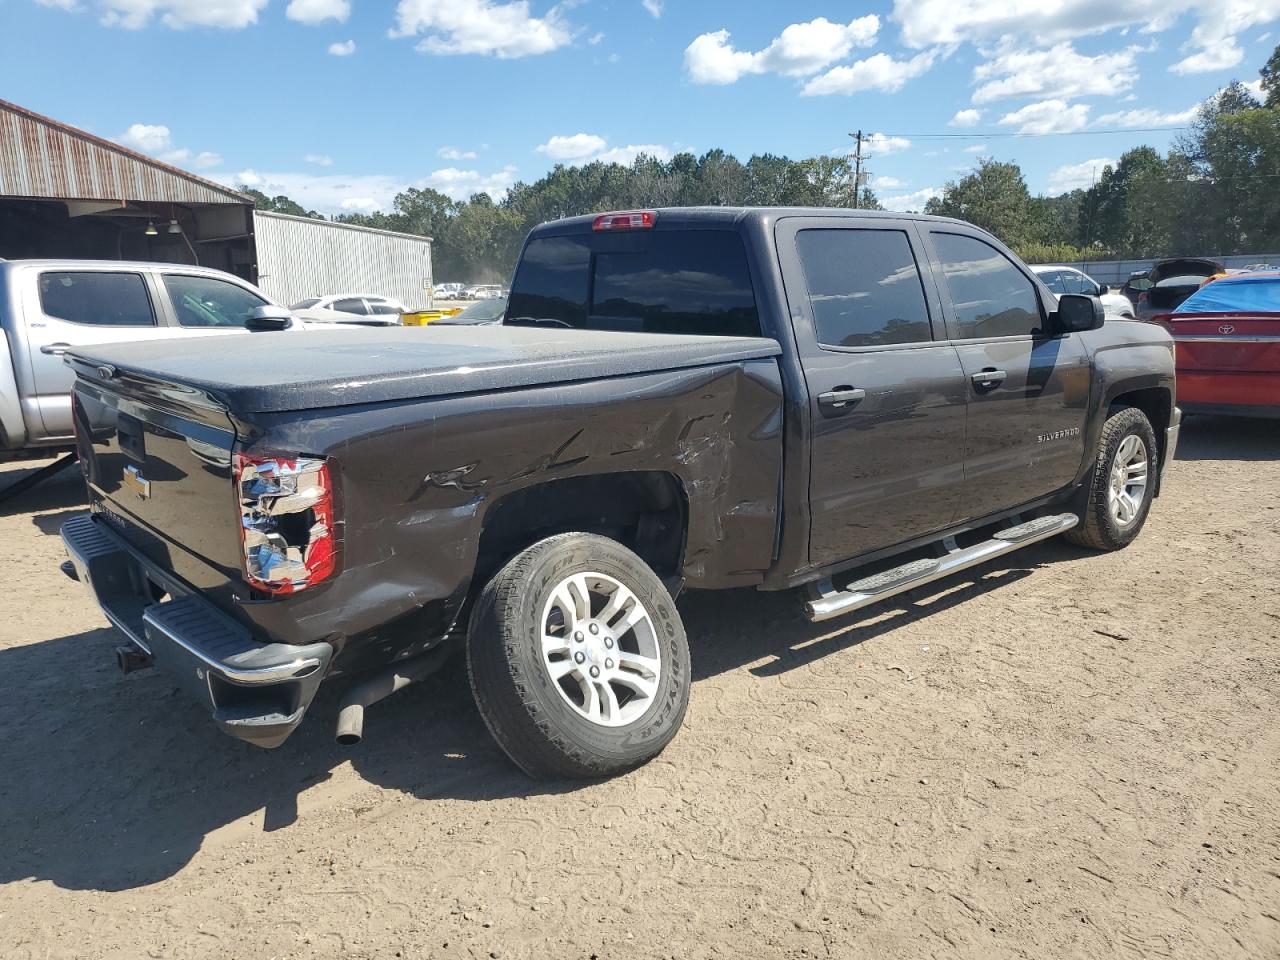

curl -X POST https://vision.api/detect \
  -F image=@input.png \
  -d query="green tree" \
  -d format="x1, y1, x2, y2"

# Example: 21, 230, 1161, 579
1262, 44, 1280, 108
237, 186, 323, 219
924, 159, 1037, 246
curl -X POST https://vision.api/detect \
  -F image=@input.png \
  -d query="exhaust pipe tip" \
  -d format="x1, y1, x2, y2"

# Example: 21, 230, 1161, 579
335, 702, 365, 746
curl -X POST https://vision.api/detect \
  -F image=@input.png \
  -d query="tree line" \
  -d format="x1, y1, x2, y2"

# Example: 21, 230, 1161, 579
243, 45, 1280, 280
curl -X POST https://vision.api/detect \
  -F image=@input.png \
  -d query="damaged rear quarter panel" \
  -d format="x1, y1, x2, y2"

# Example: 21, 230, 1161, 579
242, 358, 784, 673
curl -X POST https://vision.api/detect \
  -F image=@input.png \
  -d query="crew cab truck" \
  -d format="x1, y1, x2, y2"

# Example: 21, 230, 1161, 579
59, 208, 1179, 779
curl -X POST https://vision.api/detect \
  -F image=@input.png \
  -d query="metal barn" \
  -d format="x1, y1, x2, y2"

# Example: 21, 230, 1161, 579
0, 98, 433, 307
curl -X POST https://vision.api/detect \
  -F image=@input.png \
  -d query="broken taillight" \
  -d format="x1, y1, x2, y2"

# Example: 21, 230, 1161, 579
234, 452, 338, 595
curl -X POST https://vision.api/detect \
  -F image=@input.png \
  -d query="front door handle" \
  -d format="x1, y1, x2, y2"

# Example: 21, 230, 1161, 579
40, 342, 71, 356
817, 386, 866, 412
970, 368, 1007, 389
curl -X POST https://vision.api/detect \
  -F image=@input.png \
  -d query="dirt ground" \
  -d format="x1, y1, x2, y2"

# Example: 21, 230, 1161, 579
1, 416, 1277, 960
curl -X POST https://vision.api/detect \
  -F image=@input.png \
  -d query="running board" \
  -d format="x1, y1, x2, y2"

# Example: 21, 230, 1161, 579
803, 513, 1079, 623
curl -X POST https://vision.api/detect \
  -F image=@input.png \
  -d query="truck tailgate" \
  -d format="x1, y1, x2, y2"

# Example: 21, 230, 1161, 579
71, 364, 244, 595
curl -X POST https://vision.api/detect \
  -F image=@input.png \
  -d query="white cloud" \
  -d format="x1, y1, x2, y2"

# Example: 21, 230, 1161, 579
802, 50, 935, 96
192, 150, 222, 169
328, 38, 356, 55
641, 0, 661, 18
220, 164, 519, 212
998, 99, 1090, 134
587, 31, 604, 45
881, 186, 940, 211
1096, 105, 1200, 126
892, 0, 1280, 82
438, 146, 479, 160
118, 122, 172, 153
1171, 39, 1243, 73
393, 0, 573, 58
872, 175, 905, 189
962, 143, 987, 152
684, 16, 880, 85
285, 0, 348, 25
159, 147, 191, 164
1046, 157, 1117, 194
304, 153, 334, 166
422, 164, 520, 199
865, 132, 912, 156
972, 42, 1140, 104
594, 143, 673, 164
950, 108, 982, 127
57, 0, 269, 29
536, 133, 608, 160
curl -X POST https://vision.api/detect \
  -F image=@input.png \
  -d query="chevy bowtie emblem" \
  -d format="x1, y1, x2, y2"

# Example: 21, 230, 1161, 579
1219, 324, 1235, 335
123, 464, 151, 500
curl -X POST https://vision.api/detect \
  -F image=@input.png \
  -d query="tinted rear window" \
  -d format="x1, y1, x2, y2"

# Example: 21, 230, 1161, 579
507, 229, 761, 337
39, 272, 155, 327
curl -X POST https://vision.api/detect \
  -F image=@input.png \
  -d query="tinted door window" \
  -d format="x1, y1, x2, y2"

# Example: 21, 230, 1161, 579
508, 230, 761, 337
1038, 270, 1069, 295
368, 301, 402, 315
163, 275, 268, 328
332, 297, 370, 315
795, 229, 932, 348
933, 233, 1043, 338
39, 272, 155, 326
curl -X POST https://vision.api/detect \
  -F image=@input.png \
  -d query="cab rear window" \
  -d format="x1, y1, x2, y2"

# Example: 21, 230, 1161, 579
506, 229, 761, 337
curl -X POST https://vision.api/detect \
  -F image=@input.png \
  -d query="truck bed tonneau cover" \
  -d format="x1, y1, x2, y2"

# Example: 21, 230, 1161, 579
67, 327, 782, 414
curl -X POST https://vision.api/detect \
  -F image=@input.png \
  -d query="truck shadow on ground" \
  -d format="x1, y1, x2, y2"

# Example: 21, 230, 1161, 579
1175, 414, 1280, 462
0, 459, 87, 519
0, 541, 1076, 894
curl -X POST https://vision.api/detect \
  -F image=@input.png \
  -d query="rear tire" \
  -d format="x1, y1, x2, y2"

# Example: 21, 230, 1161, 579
1066, 406, 1158, 551
466, 533, 690, 779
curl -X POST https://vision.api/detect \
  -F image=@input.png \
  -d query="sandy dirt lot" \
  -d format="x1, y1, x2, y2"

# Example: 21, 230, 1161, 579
1, 416, 1277, 960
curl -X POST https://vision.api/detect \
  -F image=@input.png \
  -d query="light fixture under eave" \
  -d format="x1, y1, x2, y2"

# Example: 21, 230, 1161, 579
167, 219, 181, 234
144, 221, 158, 236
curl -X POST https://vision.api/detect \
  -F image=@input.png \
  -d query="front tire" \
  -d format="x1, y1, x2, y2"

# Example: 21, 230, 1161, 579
466, 533, 690, 779
1066, 406, 1158, 551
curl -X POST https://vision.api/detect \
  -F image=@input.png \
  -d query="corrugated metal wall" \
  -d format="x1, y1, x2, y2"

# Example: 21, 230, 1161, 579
1058, 254, 1280, 286
252, 211, 434, 310
0, 98, 247, 205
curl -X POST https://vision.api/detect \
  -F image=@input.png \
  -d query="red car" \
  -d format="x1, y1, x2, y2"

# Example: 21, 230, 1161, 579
1152, 272, 1280, 418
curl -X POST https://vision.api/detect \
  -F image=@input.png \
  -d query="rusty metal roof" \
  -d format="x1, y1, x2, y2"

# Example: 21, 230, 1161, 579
0, 98, 250, 205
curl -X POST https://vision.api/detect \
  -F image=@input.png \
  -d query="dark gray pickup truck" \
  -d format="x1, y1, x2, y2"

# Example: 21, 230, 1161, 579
59, 207, 1179, 779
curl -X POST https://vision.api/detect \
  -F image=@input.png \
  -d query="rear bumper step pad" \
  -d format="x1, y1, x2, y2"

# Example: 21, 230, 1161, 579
60, 514, 333, 748
804, 513, 1078, 623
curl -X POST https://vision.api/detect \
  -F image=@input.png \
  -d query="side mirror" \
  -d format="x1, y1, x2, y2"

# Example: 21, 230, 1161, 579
1096, 283, 1109, 295
1056, 293, 1105, 332
245, 305, 294, 331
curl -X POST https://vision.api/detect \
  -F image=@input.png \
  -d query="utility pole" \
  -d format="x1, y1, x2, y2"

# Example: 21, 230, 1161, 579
848, 130, 868, 209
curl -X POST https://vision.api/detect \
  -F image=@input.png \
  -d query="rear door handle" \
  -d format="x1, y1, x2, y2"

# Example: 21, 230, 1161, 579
970, 368, 1007, 389
817, 386, 866, 412
40, 342, 71, 356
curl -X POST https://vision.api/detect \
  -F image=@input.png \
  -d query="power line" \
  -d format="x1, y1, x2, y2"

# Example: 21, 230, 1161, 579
877, 125, 1192, 141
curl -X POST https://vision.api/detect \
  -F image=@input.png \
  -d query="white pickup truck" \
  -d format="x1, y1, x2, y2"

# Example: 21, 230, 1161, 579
0, 259, 299, 471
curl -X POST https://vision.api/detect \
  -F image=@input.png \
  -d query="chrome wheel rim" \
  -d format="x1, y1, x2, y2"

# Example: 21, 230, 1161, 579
1107, 434, 1149, 528
540, 572, 661, 728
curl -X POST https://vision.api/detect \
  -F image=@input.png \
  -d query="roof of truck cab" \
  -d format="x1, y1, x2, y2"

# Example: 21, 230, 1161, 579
531, 207, 970, 234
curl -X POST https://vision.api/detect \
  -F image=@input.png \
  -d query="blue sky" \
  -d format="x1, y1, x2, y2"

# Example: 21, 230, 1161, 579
2, 0, 1276, 213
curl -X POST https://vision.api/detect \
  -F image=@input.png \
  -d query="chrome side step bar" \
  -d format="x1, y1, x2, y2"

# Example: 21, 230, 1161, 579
803, 513, 1079, 623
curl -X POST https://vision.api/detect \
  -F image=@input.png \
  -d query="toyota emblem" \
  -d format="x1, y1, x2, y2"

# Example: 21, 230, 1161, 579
1219, 323, 1235, 335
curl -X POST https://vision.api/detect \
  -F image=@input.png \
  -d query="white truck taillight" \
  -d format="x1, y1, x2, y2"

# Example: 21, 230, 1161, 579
235, 453, 338, 595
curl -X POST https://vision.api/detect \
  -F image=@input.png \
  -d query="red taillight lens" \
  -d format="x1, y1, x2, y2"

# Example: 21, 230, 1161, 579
234, 452, 339, 595
592, 210, 656, 231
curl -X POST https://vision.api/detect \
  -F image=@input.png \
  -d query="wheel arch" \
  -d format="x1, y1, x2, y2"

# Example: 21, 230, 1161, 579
473, 470, 689, 595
